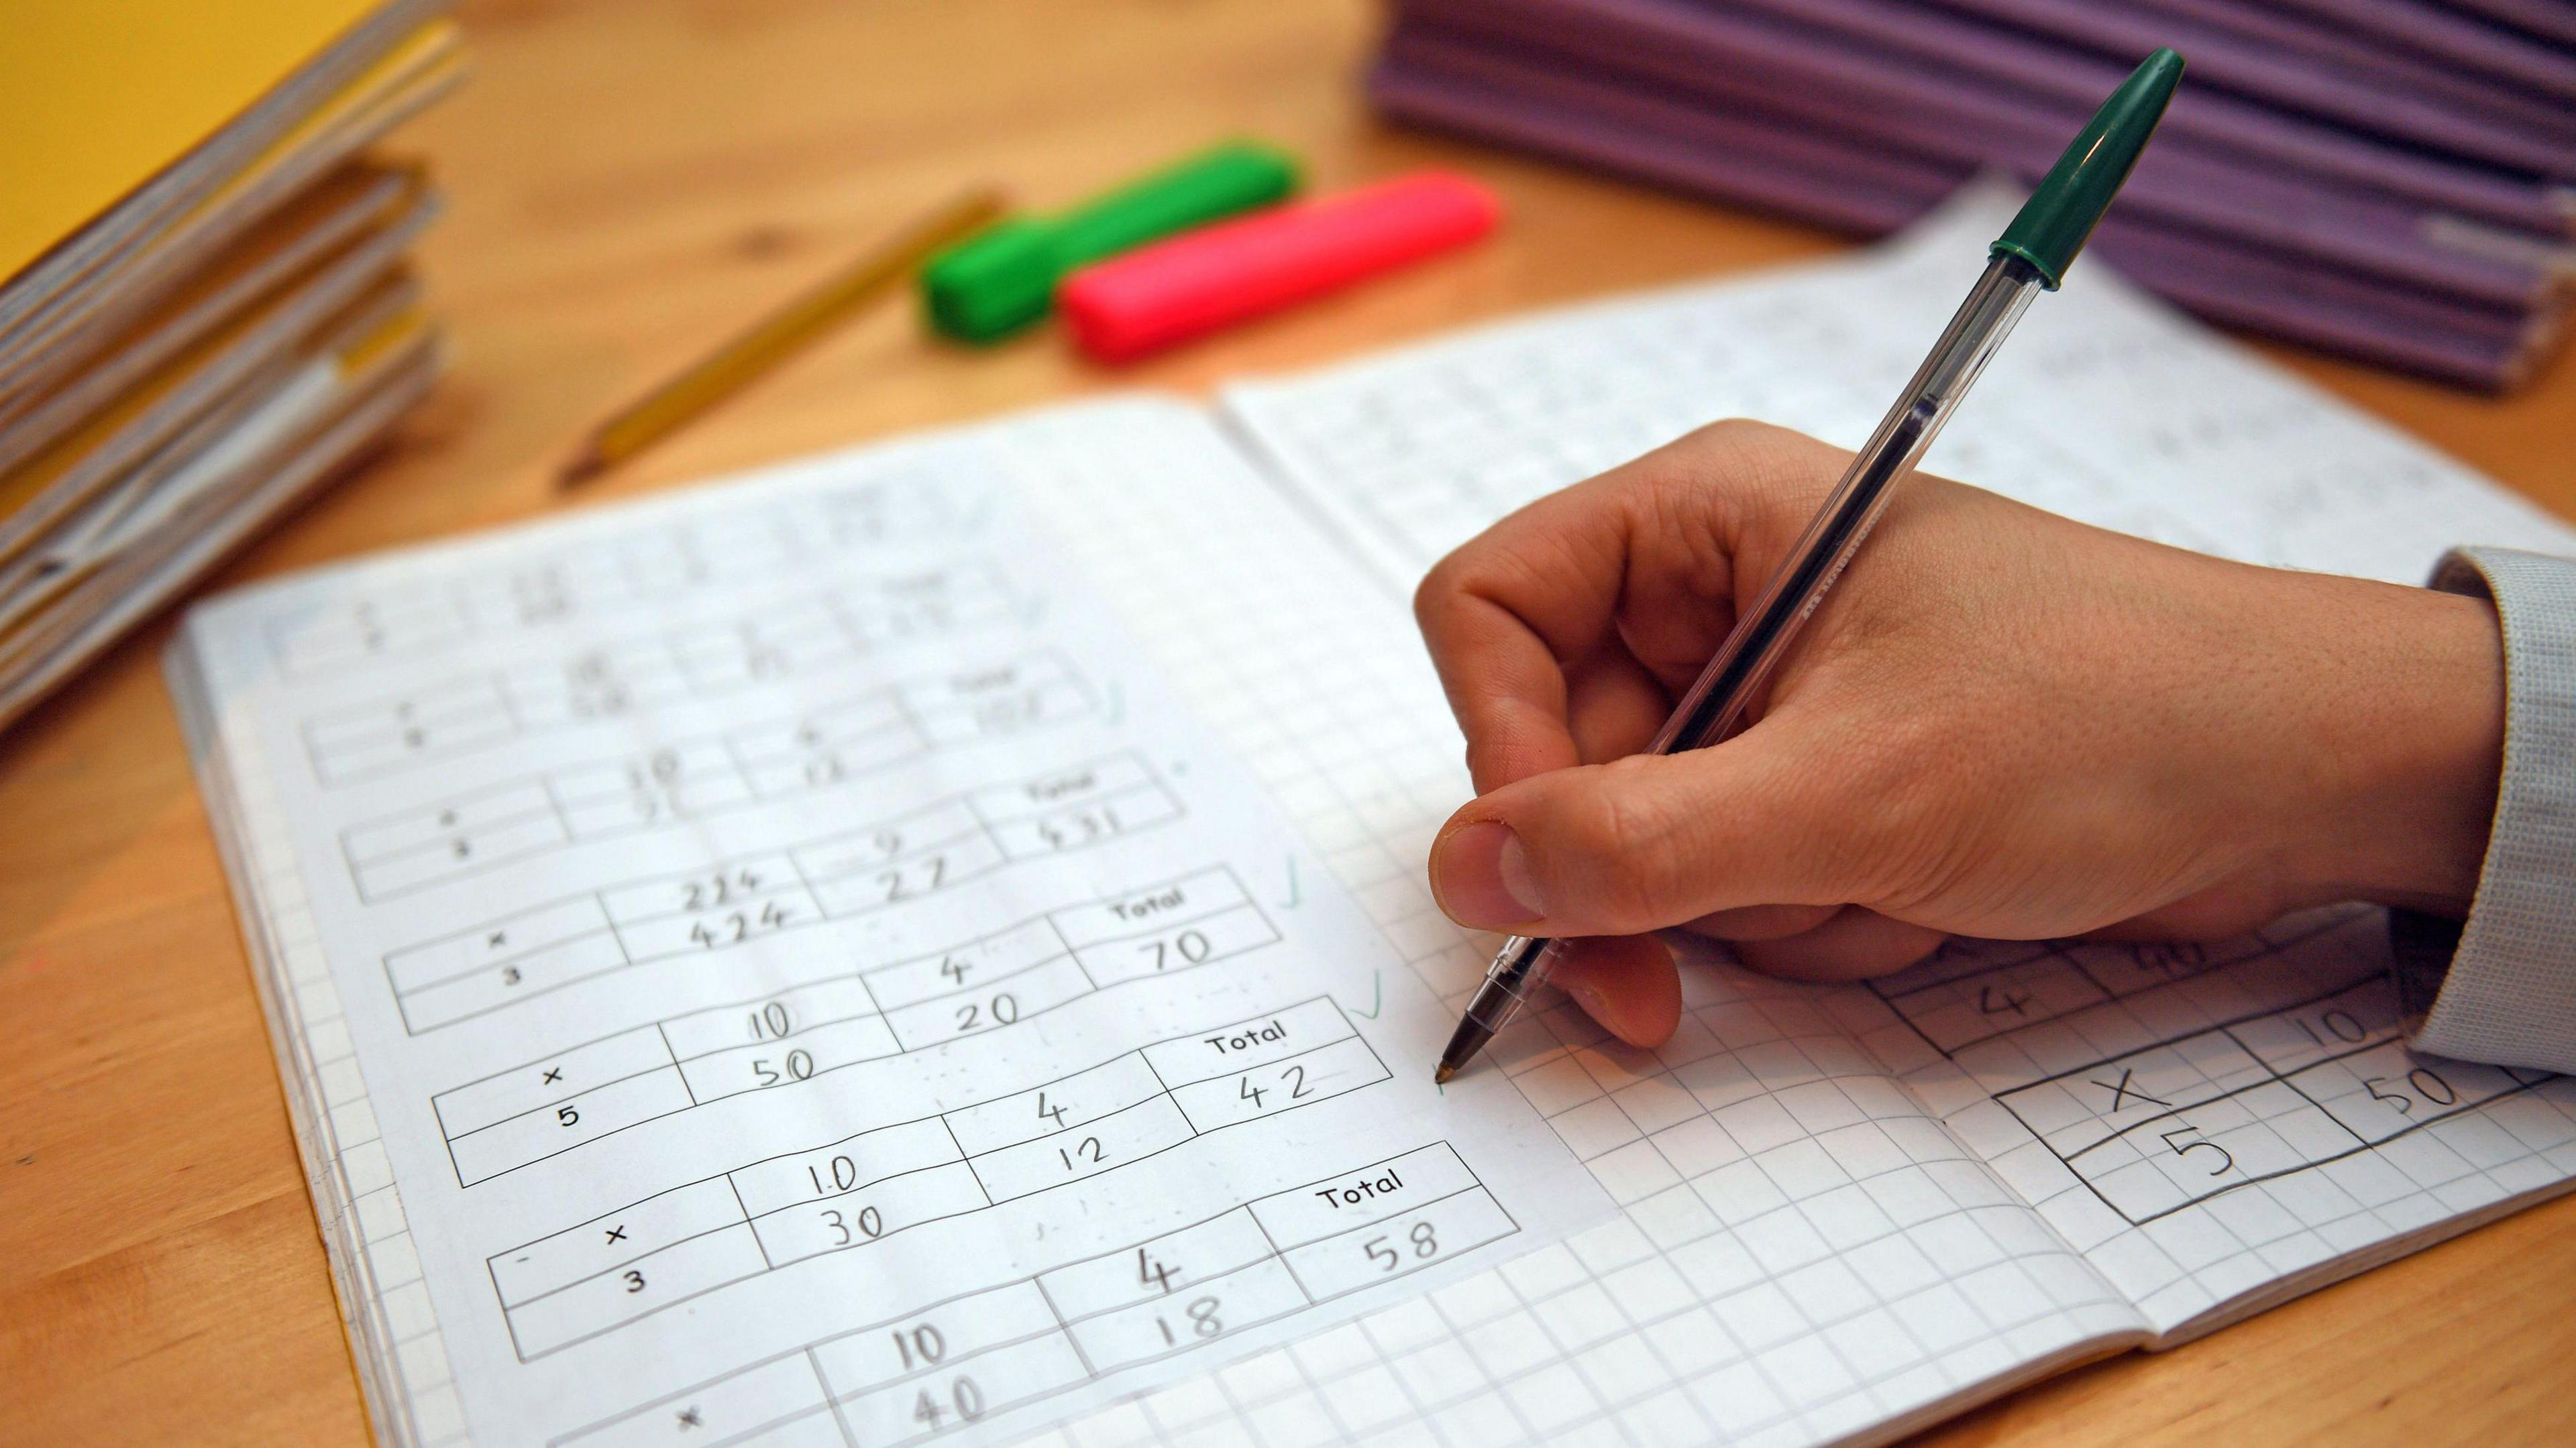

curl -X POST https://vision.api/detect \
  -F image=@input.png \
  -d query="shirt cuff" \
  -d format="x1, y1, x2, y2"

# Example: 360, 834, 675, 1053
2400, 545, 2576, 1074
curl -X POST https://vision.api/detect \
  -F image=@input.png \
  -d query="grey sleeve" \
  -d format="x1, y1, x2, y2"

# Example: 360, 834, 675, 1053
2392, 545, 2576, 1074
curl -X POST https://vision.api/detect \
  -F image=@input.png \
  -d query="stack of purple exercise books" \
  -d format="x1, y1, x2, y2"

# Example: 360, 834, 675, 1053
1368, 0, 2576, 390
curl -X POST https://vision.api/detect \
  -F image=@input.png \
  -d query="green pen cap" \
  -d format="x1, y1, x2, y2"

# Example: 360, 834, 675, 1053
922, 140, 1301, 342
1990, 47, 2184, 289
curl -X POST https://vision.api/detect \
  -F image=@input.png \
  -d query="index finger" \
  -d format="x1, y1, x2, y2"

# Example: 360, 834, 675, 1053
1411, 420, 1822, 793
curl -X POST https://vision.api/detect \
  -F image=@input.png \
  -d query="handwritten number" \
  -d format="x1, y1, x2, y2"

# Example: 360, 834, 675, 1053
2161, 1125, 2234, 1176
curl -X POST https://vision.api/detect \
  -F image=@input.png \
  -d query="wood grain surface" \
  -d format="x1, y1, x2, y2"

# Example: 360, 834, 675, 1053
5, 2, 2573, 1443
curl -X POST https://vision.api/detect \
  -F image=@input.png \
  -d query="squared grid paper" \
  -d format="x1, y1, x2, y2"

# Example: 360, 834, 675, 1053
1205, 189, 2576, 1355
1892, 914, 2576, 1332
1218, 186, 2576, 600
996, 404, 2144, 1448
170, 657, 470, 1448
169, 452, 1008, 1448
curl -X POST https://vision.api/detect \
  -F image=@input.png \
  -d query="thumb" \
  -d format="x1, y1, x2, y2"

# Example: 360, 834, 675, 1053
1428, 728, 1866, 938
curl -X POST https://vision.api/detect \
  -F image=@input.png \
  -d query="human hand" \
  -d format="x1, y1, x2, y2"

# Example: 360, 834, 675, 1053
1413, 421, 2505, 1048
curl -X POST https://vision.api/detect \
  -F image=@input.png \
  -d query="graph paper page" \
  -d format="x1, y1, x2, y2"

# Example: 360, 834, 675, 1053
1002, 404, 2149, 1448
1220, 183, 2576, 594
169, 404, 1622, 1448
1216, 185, 2576, 1344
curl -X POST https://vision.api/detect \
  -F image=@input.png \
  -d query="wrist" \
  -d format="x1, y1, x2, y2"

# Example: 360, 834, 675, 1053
2275, 575, 2504, 916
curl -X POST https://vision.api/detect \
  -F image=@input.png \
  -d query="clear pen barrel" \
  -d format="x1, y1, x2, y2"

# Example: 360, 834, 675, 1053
1464, 935, 1558, 1031
1646, 254, 2047, 755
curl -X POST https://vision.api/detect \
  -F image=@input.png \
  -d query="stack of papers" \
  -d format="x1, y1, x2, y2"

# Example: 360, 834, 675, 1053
1369, 0, 2576, 391
0, 0, 464, 730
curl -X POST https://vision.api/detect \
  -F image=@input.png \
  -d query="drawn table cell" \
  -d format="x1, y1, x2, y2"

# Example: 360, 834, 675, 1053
405, 934, 635, 1034
553, 742, 760, 837
794, 801, 983, 880
554, 1341, 836, 1448
906, 655, 1091, 745
2060, 938, 2239, 998
1281, 1186, 1516, 1301
1049, 869, 1246, 948
1879, 954, 2111, 1052
677, 1018, 904, 1105
828, 1332, 1089, 1448
1168, 1035, 1387, 1133
506, 646, 694, 728
727, 690, 910, 757
1247, 1144, 1483, 1252
945, 1055, 1167, 1156
1993, 1029, 2275, 1161
1143, 997, 1357, 1089
751, 1160, 994, 1268
390, 897, 617, 996
268, 590, 472, 675
1036, 1209, 1275, 1321
2226, 978, 2403, 1075
808, 1281, 1060, 1398
2284, 1042, 2538, 1145
613, 892, 828, 964
984, 781, 1182, 860
492, 1177, 750, 1308
862, 919, 1065, 1011
353, 814, 577, 899
434, 1027, 676, 1139
343, 781, 559, 867
881, 954, 1094, 1052
967, 1096, 1196, 1203
729, 1118, 965, 1218
2065, 1081, 2363, 1223
828, 566, 1015, 649
449, 1062, 697, 1185
602, 852, 812, 930
735, 700, 920, 795
1067, 1258, 1309, 1374
660, 979, 883, 1059
670, 603, 850, 691
1074, 901, 1280, 991
303, 679, 519, 783
808, 835, 1010, 918
507, 1223, 773, 1358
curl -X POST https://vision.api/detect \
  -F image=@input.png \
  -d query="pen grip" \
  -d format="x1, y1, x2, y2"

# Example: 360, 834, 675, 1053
1648, 254, 2044, 757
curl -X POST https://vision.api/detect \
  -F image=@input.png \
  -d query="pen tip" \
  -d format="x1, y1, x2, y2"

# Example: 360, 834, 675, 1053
1432, 1064, 1456, 1086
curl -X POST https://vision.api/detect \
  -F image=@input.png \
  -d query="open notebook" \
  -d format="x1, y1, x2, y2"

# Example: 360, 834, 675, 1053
172, 190, 2576, 1448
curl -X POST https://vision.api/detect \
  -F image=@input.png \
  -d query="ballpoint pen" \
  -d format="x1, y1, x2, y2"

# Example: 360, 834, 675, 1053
1434, 47, 2188, 1085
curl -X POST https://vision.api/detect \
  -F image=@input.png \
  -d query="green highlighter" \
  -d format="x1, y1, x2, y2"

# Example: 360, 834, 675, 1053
922, 140, 1300, 343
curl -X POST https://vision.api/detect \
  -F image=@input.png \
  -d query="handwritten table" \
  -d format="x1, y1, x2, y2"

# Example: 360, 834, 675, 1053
5, 1, 2576, 1445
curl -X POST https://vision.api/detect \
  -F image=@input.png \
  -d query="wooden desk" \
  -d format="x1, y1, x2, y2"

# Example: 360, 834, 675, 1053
4, 2, 2572, 1443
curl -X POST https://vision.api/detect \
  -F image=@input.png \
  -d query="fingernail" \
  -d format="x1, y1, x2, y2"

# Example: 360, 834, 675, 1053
1432, 820, 1546, 929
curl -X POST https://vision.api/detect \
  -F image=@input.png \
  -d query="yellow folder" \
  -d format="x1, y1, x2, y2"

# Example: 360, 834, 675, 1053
0, 0, 390, 283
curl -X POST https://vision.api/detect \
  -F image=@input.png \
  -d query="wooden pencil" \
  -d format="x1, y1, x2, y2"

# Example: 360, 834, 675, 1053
559, 185, 1004, 487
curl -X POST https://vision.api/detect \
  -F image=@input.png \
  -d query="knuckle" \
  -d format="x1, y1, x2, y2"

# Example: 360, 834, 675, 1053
1411, 551, 1468, 628
1541, 760, 1693, 930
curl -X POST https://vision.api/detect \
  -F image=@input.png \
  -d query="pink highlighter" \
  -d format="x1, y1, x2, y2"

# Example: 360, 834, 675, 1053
1057, 171, 1503, 363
